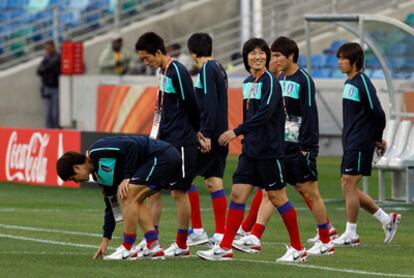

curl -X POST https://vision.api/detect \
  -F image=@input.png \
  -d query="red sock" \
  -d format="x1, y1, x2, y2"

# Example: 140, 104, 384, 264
220, 201, 245, 249
251, 223, 266, 239
188, 185, 203, 229
176, 229, 188, 249
318, 223, 330, 243
144, 230, 158, 249
211, 189, 227, 234
122, 233, 136, 250
277, 201, 303, 251
241, 189, 263, 232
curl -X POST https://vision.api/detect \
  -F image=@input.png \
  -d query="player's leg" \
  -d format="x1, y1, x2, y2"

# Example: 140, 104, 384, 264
233, 191, 273, 253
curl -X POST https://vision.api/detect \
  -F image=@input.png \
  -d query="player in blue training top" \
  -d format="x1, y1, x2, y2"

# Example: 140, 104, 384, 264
197, 38, 307, 263
135, 32, 200, 257
56, 135, 182, 260
185, 32, 229, 246
332, 42, 401, 246
233, 36, 337, 256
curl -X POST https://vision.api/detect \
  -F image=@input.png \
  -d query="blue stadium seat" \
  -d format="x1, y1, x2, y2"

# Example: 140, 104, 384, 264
7, 0, 29, 9
297, 54, 307, 67
330, 40, 347, 51
372, 69, 385, 79
331, 69, 345, 79
311, 54, 326, 68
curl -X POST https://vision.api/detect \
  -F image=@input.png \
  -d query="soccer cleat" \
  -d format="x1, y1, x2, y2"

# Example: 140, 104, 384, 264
235, 227, 250, 240
135, 242, 165, 260
332, 232, 360, 247
307, 240, 335, 256
186, 230, 209, 246
276, 246, 307, 263
197, 245, 233, 261
383, 212, 401, 244
136, 238, 147, 252
164, 243, 190, 258
208, 233, 224, 247
307, 226, 338, 244
103, 245, 133, 260
232, 234, 261, 253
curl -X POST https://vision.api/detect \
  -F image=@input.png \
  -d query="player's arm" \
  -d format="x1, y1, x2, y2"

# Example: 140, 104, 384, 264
360, 75, 386, 143
172, 63, 201, 132
298, 72, 318, 151
93, 188, 116, 259
199, 63, 218, 139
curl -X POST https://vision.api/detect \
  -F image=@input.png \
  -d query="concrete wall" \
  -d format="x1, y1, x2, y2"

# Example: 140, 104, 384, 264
0, 0, 238, 128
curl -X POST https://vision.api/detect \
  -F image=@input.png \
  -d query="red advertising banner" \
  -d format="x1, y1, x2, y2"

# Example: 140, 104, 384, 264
0, 128, 81, 188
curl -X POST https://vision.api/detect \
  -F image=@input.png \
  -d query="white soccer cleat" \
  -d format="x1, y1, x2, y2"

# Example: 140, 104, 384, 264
232, 234, 261, 253
307, 240, 335, 256
307, 226, 338, 244
235, 227, 250, 240
383, 212, 401, 244
164, 243, 190, 258
208, 233, 224, 247
197, 245, 233, 261
136, 238, 147, 252
276, 245, 307, 263
136, 242, 165, 260
187, 230, 209, 246
332, 232, 360, 247
103, 245, 133, 260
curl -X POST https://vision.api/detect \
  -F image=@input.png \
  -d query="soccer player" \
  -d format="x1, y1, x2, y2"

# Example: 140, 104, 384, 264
235, 49, 284, 239
135, 32, 200, 257
56, 135, 182, 260
197, 38, 307, 263
185, 33, 229, 246
333, 42, 401, 246
233, 36, 337, 255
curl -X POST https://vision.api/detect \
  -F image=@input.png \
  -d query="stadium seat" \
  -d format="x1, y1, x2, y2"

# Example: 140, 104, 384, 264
372, 69, 385, 79
330, 39, 347, 51
389, 127, 414, 169
376, 120, 411, 169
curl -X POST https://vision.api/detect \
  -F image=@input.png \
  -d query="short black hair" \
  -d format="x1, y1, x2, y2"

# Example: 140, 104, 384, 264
135, 32, 167, 55
336, 42, 364, 71
187, 33, 213, 57
271, 36, 299, 63
242, 38, 270, 72
56, 151, 86, 181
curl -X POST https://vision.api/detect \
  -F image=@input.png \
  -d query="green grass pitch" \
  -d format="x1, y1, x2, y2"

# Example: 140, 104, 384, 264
0, 156, 413, 277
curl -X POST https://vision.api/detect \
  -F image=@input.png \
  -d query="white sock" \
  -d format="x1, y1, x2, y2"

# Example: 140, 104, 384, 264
193, 228, 204, 235
345, 222, 357, 236
373, 208, 390, 225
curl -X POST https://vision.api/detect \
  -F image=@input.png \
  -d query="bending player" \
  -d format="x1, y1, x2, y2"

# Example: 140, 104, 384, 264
56, 135, 182, 260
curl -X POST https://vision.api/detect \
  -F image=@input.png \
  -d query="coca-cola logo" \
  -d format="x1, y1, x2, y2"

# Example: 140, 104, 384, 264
5, 131, 50, 183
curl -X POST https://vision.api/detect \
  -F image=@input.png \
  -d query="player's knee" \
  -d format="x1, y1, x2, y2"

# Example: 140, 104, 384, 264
205, 180, 222, 193
341, 176, 356, 193
230, 189, 244, 203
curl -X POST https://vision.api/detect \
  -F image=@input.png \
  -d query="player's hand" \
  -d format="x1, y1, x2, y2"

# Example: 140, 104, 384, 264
218, 130, 236, 146
375, 139, 387, 157
93, 238, 109, 259
197, 132, 211, 153
118, 179, 130, 200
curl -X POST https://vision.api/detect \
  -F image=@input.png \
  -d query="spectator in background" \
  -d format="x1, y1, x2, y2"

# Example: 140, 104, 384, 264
37, 41, 60, 129
168, 43, 196, 74
98, 32, 133, 75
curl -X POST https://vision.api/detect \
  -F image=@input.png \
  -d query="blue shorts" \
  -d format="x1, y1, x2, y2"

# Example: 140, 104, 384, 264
341, 149, 375, 176
285, 149, 318, 185
129, 145, 181, 191
232, 153, 286, 191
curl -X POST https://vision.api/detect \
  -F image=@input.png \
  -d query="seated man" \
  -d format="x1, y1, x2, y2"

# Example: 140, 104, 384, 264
56, 135, 181, 260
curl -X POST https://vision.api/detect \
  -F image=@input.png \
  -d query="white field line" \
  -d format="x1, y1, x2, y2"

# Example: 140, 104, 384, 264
0, 223, 409, 248
0, 232, 413, 278
0, 233, 116, 250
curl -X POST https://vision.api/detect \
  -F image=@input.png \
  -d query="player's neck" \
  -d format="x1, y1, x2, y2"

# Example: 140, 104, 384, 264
347, 67, 360, 80
198, 56, 213, 67
160, 55, 172, 70
284, 63, 298, 77
251, 68, 266, 79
